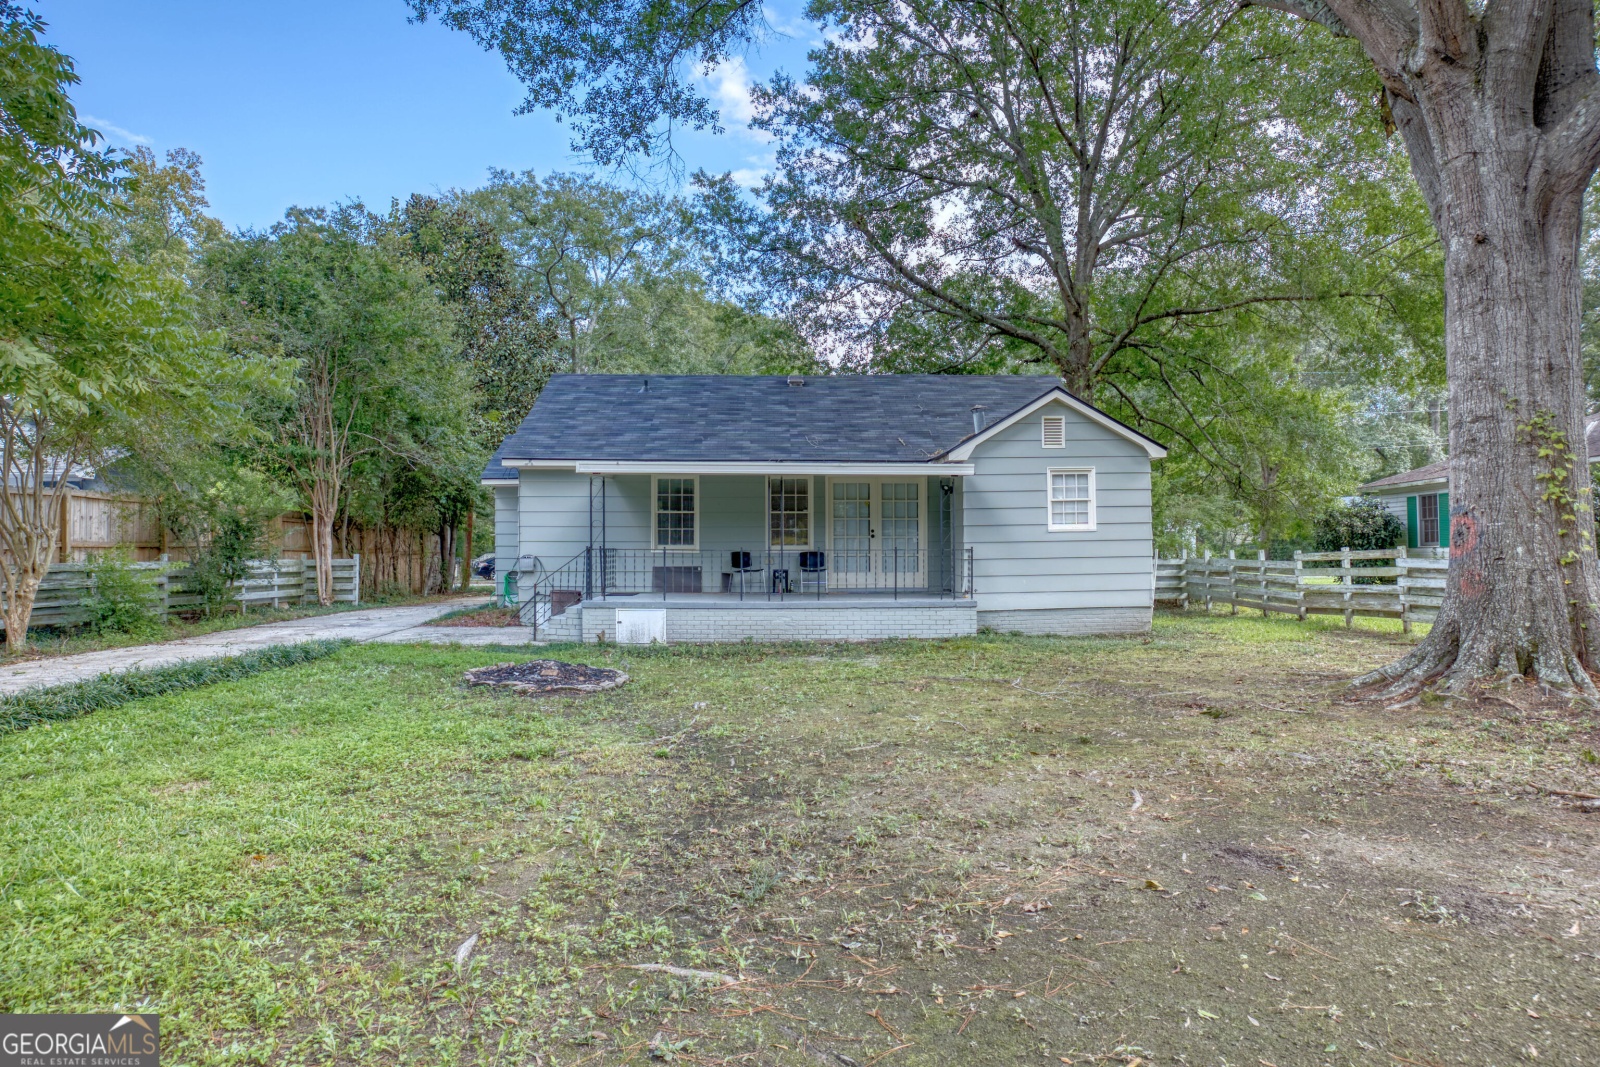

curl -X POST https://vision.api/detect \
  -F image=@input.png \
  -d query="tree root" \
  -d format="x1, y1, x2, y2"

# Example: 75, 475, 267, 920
1348, 613, 1600, 709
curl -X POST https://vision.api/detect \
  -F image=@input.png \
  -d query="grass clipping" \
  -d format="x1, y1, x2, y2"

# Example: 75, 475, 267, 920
0, 639, 349, 735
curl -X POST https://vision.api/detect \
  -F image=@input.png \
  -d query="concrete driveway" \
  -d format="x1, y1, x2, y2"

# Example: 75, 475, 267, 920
0, 598, 537, 696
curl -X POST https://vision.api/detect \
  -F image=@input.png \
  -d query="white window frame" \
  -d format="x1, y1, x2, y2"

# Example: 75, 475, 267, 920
653, 475, 700, 550
1046, 467, 1096, 532
1040, 415, 1066, 448
1418, 492, 1440, 547
767, 475, 813, 549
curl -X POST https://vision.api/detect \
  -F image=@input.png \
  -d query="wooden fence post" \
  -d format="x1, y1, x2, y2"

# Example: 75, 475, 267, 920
158, 553, 170, 620
1226, 549, 1238, 614
1256, 549, 1267, 616
1202, 549, 1212, 614
1292, 551, 1306, 620
352, 554, 362, 605
1341, 546, 1353, 628
1397, 545, 1411, 633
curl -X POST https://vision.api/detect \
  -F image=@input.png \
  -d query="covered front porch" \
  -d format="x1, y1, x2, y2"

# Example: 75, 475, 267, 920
513, 463, 975, 642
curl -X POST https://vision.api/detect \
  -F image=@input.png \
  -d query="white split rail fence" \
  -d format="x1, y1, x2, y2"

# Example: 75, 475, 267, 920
1155, 548, 1446, 631
1, 556, 361, 634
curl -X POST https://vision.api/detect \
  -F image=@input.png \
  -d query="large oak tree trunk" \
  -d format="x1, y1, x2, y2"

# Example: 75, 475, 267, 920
1367, 175, 1600, 697
1264, 0, 1600, 700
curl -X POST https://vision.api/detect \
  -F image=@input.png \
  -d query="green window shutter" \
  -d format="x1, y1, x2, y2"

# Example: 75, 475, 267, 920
1406, 496, 1418, 548
1438, 491, 1450, 548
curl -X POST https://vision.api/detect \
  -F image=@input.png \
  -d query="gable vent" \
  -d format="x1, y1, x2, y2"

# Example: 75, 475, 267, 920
1041, 415, 1066, 448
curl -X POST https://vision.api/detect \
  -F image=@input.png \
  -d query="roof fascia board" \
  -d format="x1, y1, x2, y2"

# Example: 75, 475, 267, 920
480, 478, 518, 486
943, 390, 1167, 460
569, 460, 976, 476
1359, 477, 1449, 494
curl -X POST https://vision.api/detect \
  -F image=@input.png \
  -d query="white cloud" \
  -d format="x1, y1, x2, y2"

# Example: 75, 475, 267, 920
762, 3, 819, 42
703, 57, 758, 124
80, 114, 152, 147
728, 167, 770, 188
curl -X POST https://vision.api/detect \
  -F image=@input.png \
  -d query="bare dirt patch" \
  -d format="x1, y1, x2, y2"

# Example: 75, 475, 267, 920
462, 658, 629, 694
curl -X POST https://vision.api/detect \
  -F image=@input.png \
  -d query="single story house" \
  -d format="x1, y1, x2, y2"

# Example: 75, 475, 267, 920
1358, 413, 1600, 550
483, 374, 1166, 643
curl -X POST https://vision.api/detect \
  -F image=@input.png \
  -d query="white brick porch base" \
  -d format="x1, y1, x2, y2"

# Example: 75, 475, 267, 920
577, 596, 976, 644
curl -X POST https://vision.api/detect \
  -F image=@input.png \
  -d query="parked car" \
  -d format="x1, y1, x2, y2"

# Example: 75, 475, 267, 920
471, 552, 495, 580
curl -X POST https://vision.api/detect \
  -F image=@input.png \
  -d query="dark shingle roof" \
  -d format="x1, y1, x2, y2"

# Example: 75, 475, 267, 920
483, 374, 1152, 478
1358, 459, 1450, 492
1357, 413, 1600, 493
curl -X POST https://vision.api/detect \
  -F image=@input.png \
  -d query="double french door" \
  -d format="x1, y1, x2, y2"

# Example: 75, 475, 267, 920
829, 480, 925, 590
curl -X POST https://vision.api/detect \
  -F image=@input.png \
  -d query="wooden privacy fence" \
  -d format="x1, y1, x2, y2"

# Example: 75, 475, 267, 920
1154, 548, 1447, 630
2, 556, 361, 634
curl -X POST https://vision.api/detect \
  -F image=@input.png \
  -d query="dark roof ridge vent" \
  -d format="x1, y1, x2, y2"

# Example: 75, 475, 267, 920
787, 374, 805, 386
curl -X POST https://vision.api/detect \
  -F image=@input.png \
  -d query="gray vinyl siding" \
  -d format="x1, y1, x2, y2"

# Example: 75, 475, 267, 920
963, 403, 1153, 614
1374, 491, 1409, 524
493, 486, 519, 592
516, 470, 594, 592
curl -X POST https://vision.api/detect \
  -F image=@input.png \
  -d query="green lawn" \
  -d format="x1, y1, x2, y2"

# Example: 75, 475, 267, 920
2, 614, 1596, 1065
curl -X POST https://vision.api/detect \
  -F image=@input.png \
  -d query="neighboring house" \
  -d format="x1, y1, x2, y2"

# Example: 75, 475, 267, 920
1357, 413, 1600, 550
483, 374, 1166, 643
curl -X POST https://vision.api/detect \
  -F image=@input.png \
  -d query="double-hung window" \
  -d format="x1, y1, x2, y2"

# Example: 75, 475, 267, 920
769, 477, 811, 547
655, 477, 697, 548
1418, 492, 1440, 546
1047, 468, 1095, 531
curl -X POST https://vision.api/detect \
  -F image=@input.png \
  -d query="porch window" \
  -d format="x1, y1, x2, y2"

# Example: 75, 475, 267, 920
769, 477, 811, 547
1047, 468, 1095, 531
1418, 492, 1440, 546
655, 477, 697, 548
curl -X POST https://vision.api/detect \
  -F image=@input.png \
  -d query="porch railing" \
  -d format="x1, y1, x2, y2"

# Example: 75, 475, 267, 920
597, 546, 976, 601
514, 545, 975, 632
514, 549, 591, 637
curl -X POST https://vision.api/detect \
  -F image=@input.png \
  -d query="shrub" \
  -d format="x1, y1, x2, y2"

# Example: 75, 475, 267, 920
1313, 497, 1405, 553
80, 549, 165, 636
0, 639, 348, 735
1313, 497, 1406, 584
175, 474, 286, 615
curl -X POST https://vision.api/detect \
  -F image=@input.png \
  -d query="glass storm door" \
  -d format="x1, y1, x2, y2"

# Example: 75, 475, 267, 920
877, 481, 924, 588
830, 480, 924, 590
831, 481, 873, 588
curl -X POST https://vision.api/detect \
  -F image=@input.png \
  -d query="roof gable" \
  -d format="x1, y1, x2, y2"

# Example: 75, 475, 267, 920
944, 390, 1167, 460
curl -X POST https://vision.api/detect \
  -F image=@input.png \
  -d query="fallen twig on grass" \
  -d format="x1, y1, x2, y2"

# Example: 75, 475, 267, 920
624, 963, 739, 986
862, 1042, 914, 1067
1281, 933, 1340, 961
1541, 787, 1600, 800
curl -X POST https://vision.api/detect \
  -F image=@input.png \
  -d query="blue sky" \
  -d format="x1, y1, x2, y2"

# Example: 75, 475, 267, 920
38, 0, 816, 230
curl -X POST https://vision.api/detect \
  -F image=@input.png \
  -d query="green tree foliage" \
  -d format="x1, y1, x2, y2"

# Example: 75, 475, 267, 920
410, 0, 765, 166
468, 171, 819, 375
390, 193, 560, 444
204, 205, 472, 604
114, 146, 227, 276
0, 6, 270, 649
707, 0, 1433, 396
